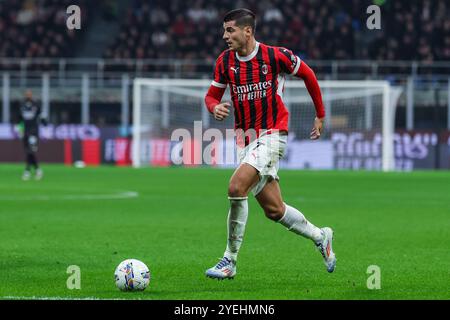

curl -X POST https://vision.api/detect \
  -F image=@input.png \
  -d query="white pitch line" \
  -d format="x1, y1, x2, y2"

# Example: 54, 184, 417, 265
0, 191, 139, 201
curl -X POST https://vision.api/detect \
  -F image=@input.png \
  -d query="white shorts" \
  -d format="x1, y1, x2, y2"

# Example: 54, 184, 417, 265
237, 131, 288, 196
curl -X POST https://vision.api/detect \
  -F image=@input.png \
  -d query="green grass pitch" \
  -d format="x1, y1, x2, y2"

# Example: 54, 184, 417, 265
0, 164, 449, 300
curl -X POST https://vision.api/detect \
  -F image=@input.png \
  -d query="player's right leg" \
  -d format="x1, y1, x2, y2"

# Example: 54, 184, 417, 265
206, 163, 259, 280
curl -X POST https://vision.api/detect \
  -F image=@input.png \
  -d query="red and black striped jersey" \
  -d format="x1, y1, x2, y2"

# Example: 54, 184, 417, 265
211, 42, 301, 132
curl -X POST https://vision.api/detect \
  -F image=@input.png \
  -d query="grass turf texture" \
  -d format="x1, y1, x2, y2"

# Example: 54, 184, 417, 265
0, 164, 449, 300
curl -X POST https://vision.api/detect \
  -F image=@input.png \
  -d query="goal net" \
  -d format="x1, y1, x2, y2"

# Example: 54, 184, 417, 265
132, 78, 401, 171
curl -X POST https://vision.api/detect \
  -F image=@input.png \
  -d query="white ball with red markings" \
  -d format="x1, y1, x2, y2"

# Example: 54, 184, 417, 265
114, 259, 150, 291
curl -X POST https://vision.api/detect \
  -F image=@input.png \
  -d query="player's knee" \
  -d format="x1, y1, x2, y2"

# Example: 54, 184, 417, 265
263, 204, 285, 221
228, 182, 248, 198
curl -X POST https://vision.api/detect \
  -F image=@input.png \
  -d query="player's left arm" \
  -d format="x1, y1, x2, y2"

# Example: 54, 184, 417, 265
295, 61, 325, 140
277, 48, 325, 139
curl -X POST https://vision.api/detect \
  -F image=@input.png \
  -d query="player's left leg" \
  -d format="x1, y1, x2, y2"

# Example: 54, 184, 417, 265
255, 179, 336, 273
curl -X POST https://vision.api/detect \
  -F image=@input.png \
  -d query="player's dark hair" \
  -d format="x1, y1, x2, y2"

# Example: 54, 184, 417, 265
223, 8, 256, 34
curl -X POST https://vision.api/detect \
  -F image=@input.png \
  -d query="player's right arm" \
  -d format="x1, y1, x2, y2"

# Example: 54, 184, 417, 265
204, 52, 231, 121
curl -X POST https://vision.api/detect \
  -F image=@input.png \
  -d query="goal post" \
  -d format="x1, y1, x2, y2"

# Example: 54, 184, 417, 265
132, 78, 401, 171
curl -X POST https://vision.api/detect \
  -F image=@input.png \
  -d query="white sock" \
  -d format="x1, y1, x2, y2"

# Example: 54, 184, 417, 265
278, 203, 324, 243
224, 197, 248, 262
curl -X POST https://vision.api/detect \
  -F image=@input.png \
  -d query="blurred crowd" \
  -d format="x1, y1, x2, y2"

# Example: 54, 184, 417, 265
0, 0, 91, 61
370, 0, 449, 62
0, 0, 449, 65
105, 0, 450, 66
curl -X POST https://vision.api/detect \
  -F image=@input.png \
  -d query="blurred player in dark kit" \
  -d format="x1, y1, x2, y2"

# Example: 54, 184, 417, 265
18, 90, 47, 180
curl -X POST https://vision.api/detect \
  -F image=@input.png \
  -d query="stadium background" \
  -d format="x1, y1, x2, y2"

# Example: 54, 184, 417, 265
0, 0, 449, 301
0, 0, 449, 169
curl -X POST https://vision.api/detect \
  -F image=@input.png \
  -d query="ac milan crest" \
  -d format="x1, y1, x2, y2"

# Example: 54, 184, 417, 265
261, 64, 268, 75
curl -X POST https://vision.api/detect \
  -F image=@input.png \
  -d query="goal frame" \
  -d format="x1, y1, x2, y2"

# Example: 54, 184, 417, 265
132, 78, 399, 171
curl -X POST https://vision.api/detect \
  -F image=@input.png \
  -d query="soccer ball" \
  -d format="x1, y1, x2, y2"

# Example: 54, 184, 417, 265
114, 259, 150, 291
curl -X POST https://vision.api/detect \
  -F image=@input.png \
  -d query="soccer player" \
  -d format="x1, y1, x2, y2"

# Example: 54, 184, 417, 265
18, 90, 47, 180
204, 8, 336, 279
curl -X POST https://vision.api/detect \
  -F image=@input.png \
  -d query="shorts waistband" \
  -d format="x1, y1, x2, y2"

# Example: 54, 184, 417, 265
244, 129, 288, 146
261, 129, 288, 137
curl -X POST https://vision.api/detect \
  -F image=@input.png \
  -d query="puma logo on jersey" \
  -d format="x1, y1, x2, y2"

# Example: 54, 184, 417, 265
230, 67, 239, 73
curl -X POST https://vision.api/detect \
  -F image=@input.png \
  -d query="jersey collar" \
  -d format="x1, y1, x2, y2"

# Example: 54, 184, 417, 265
236, 41, 260, 62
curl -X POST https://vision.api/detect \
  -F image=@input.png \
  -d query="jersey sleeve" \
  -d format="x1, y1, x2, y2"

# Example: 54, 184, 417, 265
295, 61, 326, 119
276, 47, 301, 75
211, 52, 228, 89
